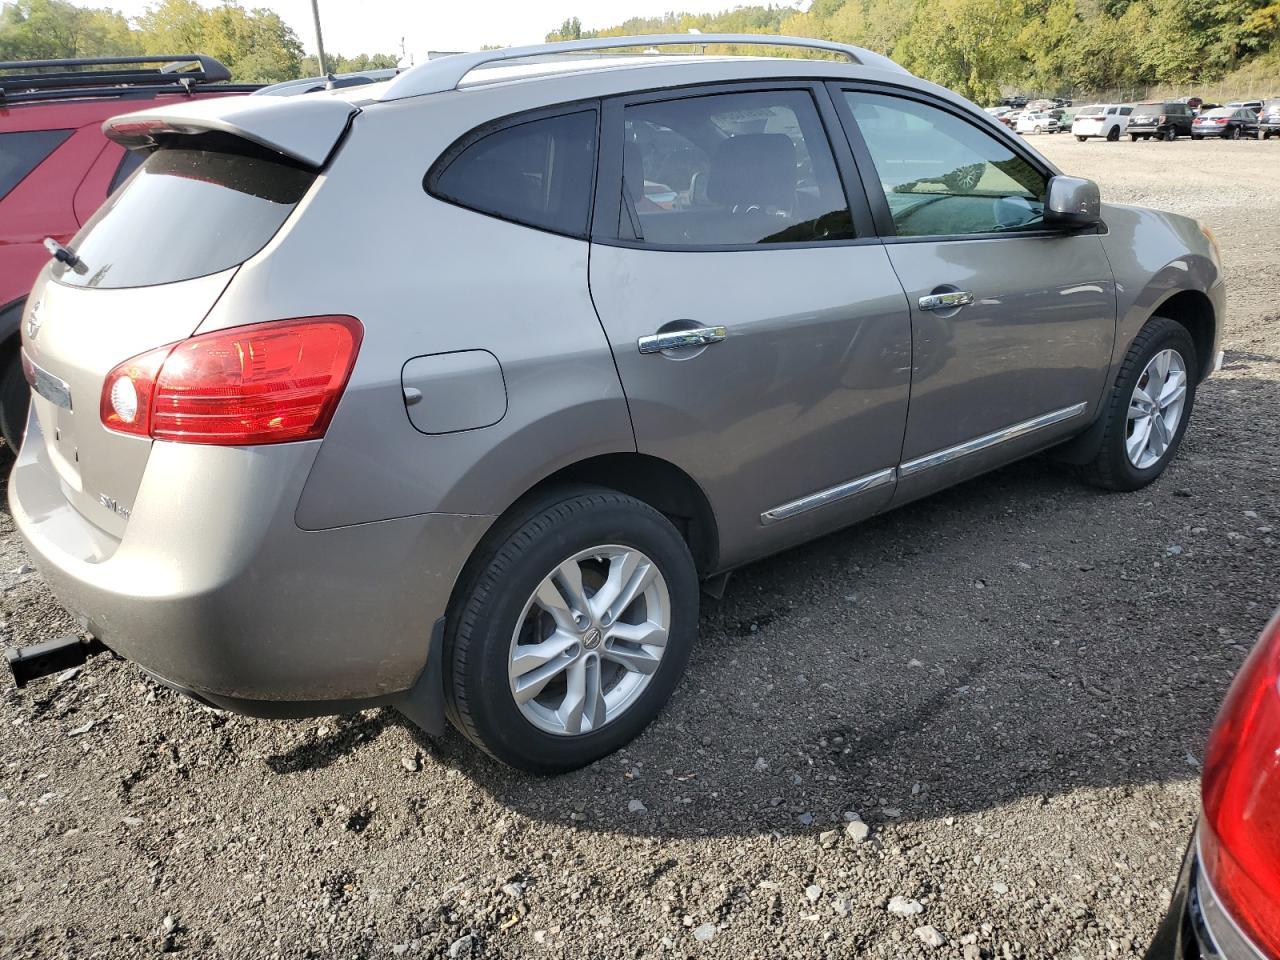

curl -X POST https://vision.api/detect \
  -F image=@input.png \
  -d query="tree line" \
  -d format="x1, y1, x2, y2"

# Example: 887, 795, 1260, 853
0, 0, 398, 84
548, 0, 1280, 103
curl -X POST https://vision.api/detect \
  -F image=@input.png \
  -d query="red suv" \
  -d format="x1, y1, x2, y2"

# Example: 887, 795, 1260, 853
0, 55, 257, 448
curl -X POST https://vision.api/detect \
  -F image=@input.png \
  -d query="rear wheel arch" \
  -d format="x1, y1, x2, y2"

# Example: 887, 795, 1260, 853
447, 454, 719, 627
507, 454, 719, 578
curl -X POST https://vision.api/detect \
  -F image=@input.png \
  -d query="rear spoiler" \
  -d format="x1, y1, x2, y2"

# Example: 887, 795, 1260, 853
104, 94, 359, 167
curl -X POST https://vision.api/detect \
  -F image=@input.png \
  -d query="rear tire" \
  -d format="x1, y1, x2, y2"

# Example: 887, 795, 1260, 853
1076, 135, 1088, 142
1079, 317, 1198, 492
1164, 128, 1177, 141
0, 347, 28, 453
444, 487, 698, 774
1106, 126, 1120, 142
1192, 134, 1204, 140
1130, 134, 1140, 141
1230, 126, 1241, 140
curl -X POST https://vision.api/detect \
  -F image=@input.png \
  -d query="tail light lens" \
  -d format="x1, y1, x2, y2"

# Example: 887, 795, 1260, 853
100, 316, 363, 445
1200, 610, 1280, 957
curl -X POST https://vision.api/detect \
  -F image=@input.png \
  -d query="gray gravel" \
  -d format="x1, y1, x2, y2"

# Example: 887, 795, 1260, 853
2, 136, 1278, 959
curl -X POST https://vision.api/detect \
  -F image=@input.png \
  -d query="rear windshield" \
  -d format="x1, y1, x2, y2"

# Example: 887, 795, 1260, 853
1076, 107, 1103, 116
1132, 104, 1162, 116
52, 133, 315, 290
0, 129, 73, 201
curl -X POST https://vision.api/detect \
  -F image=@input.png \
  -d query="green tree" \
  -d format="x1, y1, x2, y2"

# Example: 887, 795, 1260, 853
136, 0, 303, 83
0, 0, 141, 61
546, 16, 582, 42
895, 0, 1027, 101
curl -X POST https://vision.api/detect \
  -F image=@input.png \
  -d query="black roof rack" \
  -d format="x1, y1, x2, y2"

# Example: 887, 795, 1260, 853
0, 54, 245, 104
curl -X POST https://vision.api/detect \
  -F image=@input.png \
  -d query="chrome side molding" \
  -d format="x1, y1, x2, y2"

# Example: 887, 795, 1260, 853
899, 402, 1087, 478
760, 467, 896, 525
759, 401, 1089, 525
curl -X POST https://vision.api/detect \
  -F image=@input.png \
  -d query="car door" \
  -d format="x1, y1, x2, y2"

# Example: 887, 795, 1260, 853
587, 83, 913, 569
829, 85, 1117, 504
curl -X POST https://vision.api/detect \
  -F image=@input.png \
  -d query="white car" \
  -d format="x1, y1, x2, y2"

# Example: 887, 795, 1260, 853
1016, 112, 1059, 134
1071, 104, 1132, 142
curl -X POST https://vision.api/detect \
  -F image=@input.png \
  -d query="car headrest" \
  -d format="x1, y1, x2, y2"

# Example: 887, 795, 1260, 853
707, 133, 797, 211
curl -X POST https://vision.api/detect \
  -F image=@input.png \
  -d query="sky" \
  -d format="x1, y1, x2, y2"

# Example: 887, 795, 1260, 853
85, 0, 790, 61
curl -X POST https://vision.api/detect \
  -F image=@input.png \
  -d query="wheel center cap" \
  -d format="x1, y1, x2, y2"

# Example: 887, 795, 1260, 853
582, 627, 602, 650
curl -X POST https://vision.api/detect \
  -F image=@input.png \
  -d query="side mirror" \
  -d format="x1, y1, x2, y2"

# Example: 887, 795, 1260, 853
1045, 175, 1101, 227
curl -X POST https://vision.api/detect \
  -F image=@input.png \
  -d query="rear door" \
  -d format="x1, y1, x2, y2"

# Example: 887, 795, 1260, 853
830, 85, 1116, 503
588, 83, 912, 568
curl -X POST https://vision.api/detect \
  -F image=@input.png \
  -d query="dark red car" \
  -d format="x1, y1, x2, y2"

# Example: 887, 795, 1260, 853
1148, 609, 1280, 959
0, 55, 257, 447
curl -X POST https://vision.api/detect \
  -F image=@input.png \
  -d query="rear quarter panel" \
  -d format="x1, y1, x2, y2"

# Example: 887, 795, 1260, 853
196, 93, 635, 530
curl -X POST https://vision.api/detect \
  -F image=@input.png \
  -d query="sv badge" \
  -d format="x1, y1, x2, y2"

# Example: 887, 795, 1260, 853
97, 494, 131, 520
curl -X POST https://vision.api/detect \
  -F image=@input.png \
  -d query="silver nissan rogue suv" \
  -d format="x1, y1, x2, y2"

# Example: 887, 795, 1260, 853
9, 36, 1225, 772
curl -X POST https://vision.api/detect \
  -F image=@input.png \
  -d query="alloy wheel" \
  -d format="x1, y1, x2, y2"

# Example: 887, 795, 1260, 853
1126, 349, 1188, 469
508, 545, 670, 736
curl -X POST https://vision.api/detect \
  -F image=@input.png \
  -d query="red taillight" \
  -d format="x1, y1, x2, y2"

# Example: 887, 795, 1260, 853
1214, 118, 1229, 124
100, 316, 363, 445
1201, 610, 1280, 957
1159, 114, 1168, 123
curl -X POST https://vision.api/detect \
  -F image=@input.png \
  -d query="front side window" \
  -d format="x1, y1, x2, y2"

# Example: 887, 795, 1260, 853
0, 129, 73, 201
844, 92, 1048, 238
430, 110, 598, 238
621, 90, 853, 246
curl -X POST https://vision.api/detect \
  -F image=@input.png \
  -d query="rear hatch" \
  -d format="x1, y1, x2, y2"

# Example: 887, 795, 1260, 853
21, 99, 353, 538
1129, 105, 1160, 126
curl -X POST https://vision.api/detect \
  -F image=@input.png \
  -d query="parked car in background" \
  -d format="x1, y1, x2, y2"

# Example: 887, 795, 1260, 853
1192, 107, 1260, 140
7, 34, 1225, 773
1128, 101, 1195, 140
1016, 111, 1060, 134
1225, 100, 1263, 116
1146, 610, 1280, 960
1260, 97, 1280, 138
1072, 103, 1133, 141
0, 55, 257, 450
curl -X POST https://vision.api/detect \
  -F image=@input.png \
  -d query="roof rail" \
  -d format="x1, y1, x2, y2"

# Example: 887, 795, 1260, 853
376, 34, 907, 102
0, 54, 232, 103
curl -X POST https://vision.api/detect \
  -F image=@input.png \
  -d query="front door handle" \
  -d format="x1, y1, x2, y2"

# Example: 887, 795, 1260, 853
918, 291, 975, 311
637, 325, 727, 355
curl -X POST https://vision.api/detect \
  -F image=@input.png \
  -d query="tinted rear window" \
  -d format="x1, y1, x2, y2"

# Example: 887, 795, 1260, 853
53, 133, 315, 290
429, 110, 598, 238
1132, 104, 1162, 116
0, 129, 73, 201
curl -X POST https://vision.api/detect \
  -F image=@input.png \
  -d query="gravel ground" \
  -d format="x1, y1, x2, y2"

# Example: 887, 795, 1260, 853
1, 136, 1277, 960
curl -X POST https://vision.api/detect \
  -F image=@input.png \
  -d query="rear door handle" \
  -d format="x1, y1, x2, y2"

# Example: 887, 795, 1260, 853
918, 291, 975, 311
638, 325, 727, 355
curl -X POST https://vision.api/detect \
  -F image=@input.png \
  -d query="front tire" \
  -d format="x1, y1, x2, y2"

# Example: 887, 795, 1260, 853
0, 347, 28, 452
444, 487, 698, 773
1080, 317, 1197, 492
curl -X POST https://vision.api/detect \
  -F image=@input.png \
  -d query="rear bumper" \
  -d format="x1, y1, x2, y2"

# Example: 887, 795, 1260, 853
9, 410, 491, 706
1146, 825, 1268, 960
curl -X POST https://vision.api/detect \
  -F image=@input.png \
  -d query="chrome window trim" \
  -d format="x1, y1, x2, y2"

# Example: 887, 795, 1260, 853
760, 466, 895, 525
899, 402, 1088, 478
